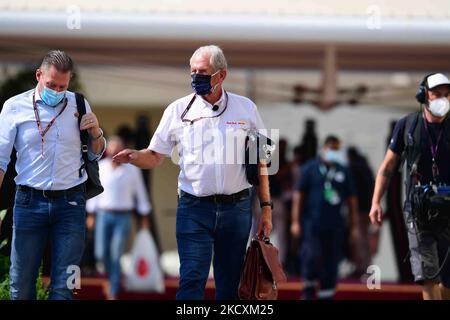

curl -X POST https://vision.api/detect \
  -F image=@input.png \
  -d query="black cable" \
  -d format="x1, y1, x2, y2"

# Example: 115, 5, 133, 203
404, 206, 450, 280
404, 217, 450, 280
429, 244, 450, 280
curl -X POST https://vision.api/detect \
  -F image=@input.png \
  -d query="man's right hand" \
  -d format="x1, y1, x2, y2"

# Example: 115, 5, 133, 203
112, 149, 139, 164
369, 203, 383, 226
291, 221, 301, 238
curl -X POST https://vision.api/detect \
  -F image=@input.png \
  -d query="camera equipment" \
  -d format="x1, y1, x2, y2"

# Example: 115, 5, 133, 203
411, 183, 450, 231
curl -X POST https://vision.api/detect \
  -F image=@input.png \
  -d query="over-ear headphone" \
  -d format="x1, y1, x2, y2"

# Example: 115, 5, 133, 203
416, 73, 437, 104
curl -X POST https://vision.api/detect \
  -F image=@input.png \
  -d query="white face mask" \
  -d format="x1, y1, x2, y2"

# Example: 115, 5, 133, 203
428, 97, 450, 118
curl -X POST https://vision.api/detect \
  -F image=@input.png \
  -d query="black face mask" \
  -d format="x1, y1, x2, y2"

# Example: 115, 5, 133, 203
191, 70, 220, 96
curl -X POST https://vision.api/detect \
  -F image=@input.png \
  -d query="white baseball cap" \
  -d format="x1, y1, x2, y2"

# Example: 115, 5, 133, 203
427, 73, 450, 89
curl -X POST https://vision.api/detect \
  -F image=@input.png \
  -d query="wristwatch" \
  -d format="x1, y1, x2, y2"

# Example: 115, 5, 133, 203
260, 200, 273, 209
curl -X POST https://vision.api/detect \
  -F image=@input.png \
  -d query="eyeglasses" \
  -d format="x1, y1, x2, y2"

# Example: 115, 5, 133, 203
181, 91, 229, 125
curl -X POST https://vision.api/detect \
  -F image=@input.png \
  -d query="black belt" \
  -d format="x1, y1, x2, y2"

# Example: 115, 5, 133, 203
180, 188, 250, 204
17, 183, 85, 198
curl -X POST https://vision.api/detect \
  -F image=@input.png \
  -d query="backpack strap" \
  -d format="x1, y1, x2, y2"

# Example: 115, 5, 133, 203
400, 112, 423, 203
400, 112, 421, 174
75, 92, 89, 178
444, 115, 450, 148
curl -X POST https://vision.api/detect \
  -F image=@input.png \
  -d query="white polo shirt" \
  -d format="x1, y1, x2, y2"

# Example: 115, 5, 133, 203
148, 89, 265, 196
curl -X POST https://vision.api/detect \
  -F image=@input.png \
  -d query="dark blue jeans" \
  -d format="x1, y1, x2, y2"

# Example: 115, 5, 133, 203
301, 223, 344, 300
9, 187, 86, 300
175, 191, 252, 300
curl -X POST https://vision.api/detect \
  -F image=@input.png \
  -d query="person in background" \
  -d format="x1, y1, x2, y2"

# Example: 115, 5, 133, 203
291, 135, 358, 300
86, 136, 151, 300
268, 138, 292, 266
284, 145, 305, 276
347, 147, 375, 279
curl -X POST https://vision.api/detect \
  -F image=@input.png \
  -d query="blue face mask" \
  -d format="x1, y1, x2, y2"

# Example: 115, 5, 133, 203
41, 86, 66, 107
191, 70, 220, 96
323, 149, 345, 165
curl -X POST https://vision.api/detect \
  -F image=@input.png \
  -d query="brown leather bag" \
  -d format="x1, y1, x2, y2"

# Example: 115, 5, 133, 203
238, 236, 287, 300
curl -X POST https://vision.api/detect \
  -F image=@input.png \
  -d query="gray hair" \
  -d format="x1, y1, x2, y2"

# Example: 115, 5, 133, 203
190, 45, 227, 71
40, 50, 73, 73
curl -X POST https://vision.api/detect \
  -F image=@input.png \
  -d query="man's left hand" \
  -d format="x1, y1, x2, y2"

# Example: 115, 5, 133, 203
75, 112, 100, 137
257, 206, 273, 238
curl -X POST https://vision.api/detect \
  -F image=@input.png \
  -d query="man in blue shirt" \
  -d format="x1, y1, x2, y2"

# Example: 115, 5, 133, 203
291, 135, 358, 300
0, 50, 106, 299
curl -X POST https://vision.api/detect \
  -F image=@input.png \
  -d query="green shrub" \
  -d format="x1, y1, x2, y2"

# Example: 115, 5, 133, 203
0, 249, 48, 300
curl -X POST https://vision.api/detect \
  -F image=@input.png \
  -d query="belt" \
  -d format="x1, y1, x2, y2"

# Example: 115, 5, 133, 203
17, 183, 85, 198
98, 209, 133, 214
180, 188, 250, 204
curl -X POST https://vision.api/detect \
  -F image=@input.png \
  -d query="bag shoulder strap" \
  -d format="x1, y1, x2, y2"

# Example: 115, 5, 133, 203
444, 115, 450, 145
400, 112, 422, 174
75, 92, 89, 177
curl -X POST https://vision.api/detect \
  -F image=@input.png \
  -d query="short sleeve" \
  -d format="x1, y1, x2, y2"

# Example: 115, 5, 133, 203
388, 117, 407, 155
247, 99, 267, 130
251, 102, 266, 131
148, 106, 176, 156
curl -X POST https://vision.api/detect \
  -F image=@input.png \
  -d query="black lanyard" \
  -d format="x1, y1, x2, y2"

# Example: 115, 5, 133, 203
33, 92, 67, 157
422, 113, 444, 180
180, 91, 228, 125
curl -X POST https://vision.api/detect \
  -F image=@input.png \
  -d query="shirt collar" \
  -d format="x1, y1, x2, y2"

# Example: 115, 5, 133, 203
198, 88, 226, 111
34, 86, 43, 103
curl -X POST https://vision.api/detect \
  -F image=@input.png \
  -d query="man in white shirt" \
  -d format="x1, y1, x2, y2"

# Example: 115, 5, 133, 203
0, 50, 106, 300
113, 45, 273, 299
86, 136, 151, 300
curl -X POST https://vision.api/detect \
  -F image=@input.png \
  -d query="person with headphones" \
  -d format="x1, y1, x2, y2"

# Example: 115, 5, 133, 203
369, 73, 450, 300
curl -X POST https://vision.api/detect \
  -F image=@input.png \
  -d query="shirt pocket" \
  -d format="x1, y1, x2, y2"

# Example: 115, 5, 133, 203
224, 126, 248, 164
178, 123, 204, 156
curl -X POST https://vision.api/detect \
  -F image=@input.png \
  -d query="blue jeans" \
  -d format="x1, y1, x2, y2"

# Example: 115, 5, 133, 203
9, 187, 86, 300
176, 191, 252, 300
94, 211, 131, 298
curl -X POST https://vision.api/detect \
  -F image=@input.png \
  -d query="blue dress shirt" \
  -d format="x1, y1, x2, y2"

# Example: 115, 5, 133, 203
0, 88, 105, 190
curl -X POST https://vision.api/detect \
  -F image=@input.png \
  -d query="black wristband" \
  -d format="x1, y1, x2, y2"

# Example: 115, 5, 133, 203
260, 200, 273, 209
